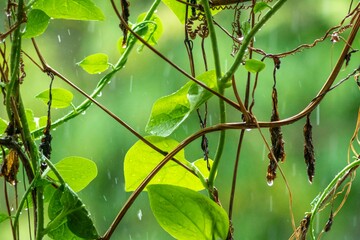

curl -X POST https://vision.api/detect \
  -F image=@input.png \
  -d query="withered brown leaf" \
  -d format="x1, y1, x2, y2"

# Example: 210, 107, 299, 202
0, 149, 19, 185
304, 114, 315, 183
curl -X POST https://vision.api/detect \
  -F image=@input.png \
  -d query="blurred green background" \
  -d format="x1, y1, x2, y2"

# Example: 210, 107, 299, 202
1, 0, 359, 239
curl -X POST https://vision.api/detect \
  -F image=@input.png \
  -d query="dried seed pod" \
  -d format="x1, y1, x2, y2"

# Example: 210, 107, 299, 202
120, 0, 130, 47
0, 149, 19, 185
267, 85, 286, 183
303, 114, 315, 183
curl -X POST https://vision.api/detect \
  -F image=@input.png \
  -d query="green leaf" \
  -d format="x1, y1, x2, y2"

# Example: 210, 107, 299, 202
145, 70, 218, 137
117, 36, 126, 55
23, 9, 50, 38
77, 53, 109, 74
36, 88, 73, 109
47, 185, 99, 239
253, 2, 271, 14
47, 156, 97, 192
33, 0, 105, 21
148, 184, 229, 240
25, 109, 36, 132
161, 0, 221, 24
136, 13, 163, 46
0, 118, 8, 135
124, 136, 210, 192
244, 59, 266, 74
0, 213, 10, 224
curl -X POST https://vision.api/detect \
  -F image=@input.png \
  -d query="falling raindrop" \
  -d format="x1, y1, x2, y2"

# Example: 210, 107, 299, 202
129, 75, 133, 93
103, 195, 108, 202
269, 195, 273, 212
137, 209, 143, 221
316, 105, 320, 125
267, 179, 274, 187
107, 169, 111, 180
353, 216, 357, 227
114, 177, 118, 184
57, 35, 61, 43
67, 29, 71, 35
292, 163, 296, 176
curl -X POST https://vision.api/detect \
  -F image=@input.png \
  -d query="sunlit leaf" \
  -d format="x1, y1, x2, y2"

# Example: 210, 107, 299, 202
0, 118, 8, 135
145, 70, 217, 137
253, 2, 271, 14
117, 36, 126, 55
124, 136, 211, 192
244, 59, 266, 74
33, 0, 105, 21
23, 9, 50, 38
36, 88, 73, 109
77, 53, 109, 74
25, 109, 36, 132
136, 13, 163, 46
148, 184, 229, 240
47, 185, 99, 239
47, 156, 97, 192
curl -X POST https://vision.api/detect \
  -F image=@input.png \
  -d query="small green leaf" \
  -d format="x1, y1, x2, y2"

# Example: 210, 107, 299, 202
117, 36, 126, 55
0, 118, 8, 135
124, 136, 210, 192
36, 88, 73, 109
47, 185, 99, 239
253, 2, 271, 14
145, 70, 217, 137
0, 213, 10, 224
77, 53, 109, 74
244, 59, 266, 74
136, 13, 163, 46
33, 0, 105, 21
148, 184, 229, 240
23, 9, 50, 38
241, 20, 251, 36
25, 109, 36, 132
47, 156, 97, 192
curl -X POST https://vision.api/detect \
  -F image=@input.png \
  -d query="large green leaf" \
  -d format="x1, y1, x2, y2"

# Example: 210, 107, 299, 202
33, 0, 104, 21
124, 136, 211, 192
145, 70, 218, 137
47, 185, 99, 239
47, 156, 97, 192
77, 53, 109, 74
148, 184, 229, 240
23, 9, 50, 38
36, 88, 73, 109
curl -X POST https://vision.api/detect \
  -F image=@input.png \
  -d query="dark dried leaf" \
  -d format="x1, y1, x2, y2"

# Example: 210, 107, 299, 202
304, 114, 315, 183
0, 149, 19, 185
120, 0, 130, 47
299, 214, 311, 240
324, 211, 333, 232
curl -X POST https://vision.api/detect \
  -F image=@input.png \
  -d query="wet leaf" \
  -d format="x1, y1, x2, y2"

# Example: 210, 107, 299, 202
304, 115, 315, 183
47, 185, 99, 239
47, 156, 97, 192
253, 2, 271, 14
36, 88, 73, 109
0, 213, 10, 224
23, 9, 50, 38
136, 13, 163, 46
25, 109, 36, 132
77, 53, 109, 74
148, 184, 229, 240
33, 0, 105, 21
244, 59, 266, 74
124, 136, 211, 192
145, 70, 217, 137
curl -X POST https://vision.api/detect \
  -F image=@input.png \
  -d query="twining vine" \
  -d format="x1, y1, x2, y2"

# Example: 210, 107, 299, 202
0, 0, 359, 240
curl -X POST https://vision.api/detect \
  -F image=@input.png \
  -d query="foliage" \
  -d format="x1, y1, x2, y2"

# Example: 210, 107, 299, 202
0, 0, 359, 240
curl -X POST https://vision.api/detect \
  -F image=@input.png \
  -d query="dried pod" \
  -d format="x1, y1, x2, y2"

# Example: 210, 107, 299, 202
0, 149, 19, 185
120, 0, 130, 47
324, 211, 333, 232
299, 214, 311, 240
303, 114, 315, 183
267, 85, 286, 183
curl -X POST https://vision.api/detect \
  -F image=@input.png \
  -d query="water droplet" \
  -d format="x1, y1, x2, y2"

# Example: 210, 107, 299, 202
137, 209, 142, 221
81, 111, 86, 115
267, 179, 274, 186
57, 35, 61, 43
97, 91, 102, 97
10, 207, 14, 211
246, 128, 252, 132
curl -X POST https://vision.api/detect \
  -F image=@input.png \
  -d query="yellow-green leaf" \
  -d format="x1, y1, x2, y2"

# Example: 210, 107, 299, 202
77, 53, 109, 74
23, 9, 50, 38
36, 88, 73, 109
244, 59, 266, 74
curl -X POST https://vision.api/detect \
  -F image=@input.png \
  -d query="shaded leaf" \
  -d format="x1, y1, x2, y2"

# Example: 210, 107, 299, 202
148, 184, 229, 240
36, 88, 73, 109
124, 136, 211, 192
136, 13, 163, 46
244, 59, 266, 74
145, 70, 217, 137
77, 53, 109, 74
23, 9, 50, 38
253, 2, 271, 14
47, 156, 97, 192
33, 0, 105, 21
0, 213, 10, 224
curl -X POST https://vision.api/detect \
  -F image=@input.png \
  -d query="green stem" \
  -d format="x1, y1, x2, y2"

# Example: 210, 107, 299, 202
308, 159, 360, 239
219, 0, 289, 84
